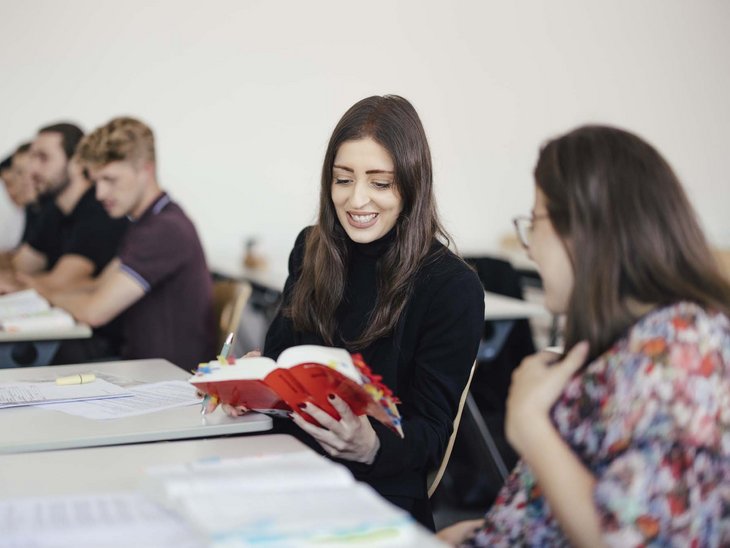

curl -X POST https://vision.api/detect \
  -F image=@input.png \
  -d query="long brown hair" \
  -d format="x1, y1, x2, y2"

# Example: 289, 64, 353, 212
288, 95, 450, 348
535, 125, 730, 360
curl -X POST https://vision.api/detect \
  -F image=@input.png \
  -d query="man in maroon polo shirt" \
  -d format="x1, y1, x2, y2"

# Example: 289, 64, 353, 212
44, 117, 215, 370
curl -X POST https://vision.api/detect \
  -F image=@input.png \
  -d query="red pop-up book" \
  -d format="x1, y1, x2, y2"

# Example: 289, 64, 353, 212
190, 345, 403, 437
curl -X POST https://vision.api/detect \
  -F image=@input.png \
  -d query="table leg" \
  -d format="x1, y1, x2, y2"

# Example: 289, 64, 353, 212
0, 341, 60, 368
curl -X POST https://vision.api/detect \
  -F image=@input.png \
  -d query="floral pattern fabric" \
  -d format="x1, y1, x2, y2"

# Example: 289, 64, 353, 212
464, 302, 730, 547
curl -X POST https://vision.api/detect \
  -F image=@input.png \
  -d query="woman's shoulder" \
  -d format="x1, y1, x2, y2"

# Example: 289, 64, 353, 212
629, 301, 730, 344
616, 301, 730, 379
294, 226, 314, 247
286, 226, 315, 268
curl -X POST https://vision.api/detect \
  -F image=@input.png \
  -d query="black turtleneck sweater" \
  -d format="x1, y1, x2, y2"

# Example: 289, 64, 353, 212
264, 227, 484, 527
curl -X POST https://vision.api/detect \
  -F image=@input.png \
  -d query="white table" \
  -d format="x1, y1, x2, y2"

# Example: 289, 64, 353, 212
0, 323, 92, 368
0, 358, 272, 454
212, 258, 288, 294
0, 435, 444, 547
483, 291, 548, 321
480, 290, 548, 361
0, 434, 303, 496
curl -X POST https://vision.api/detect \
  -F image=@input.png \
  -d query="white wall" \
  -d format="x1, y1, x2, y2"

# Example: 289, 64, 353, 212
2, 0, 729, 270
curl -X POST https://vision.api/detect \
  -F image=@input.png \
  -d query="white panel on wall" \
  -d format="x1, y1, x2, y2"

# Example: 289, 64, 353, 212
2, 0, 728, 270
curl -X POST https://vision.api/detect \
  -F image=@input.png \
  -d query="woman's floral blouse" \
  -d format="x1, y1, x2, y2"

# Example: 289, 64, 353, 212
463, 302, 730, 547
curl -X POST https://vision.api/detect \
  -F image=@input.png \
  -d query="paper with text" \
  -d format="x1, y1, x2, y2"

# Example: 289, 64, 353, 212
0, 288, 50, 320
143, 451, 441, 547
0, 378, 131, 409
41, 380, 200, 419
146, 451, 355, 499
0, 492, 204, 548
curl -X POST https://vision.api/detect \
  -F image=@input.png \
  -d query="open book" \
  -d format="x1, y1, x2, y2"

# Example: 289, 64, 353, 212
0, 289, 75, 332
190, 345, 403, 437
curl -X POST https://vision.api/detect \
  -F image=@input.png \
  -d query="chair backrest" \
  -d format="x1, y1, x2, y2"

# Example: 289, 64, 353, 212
427, 360, 478, 498
212, 279, 253, 349
714, 247, 730, 282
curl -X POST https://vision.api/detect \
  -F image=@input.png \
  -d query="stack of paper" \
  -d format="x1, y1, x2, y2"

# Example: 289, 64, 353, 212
0, 492, 204, 548
144, 451, 440, 547
0, 289, 51, 320
0, 289, 76, 332
0, 378, 132, 409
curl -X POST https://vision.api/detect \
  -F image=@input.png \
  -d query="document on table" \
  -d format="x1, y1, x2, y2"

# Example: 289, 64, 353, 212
146, 450, 356, 498
0, 492, 204, 548
42, 380, 200, 419
0, 378, 132, 409
144, 451, 441, 547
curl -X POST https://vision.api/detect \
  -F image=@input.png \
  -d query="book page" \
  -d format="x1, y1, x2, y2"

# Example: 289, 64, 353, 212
192, 356, 278, 381
277, 345, 361, 383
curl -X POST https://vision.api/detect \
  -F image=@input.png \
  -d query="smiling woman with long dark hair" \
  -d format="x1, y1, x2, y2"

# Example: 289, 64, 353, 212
226, 95, 485, 528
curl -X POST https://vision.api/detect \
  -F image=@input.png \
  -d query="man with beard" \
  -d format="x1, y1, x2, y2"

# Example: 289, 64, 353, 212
1, 123, 127, 293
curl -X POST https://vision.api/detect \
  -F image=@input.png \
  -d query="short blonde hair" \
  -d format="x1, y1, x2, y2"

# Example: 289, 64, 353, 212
77, 116, 155, 168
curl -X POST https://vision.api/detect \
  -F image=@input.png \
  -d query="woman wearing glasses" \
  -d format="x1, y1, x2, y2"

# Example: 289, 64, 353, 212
440, 125, 730, 546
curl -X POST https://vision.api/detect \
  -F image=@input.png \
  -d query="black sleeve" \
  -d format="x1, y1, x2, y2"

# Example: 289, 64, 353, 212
26, 201, 63, 259
355, 266, 485, 479
263, 227, 311, 360
21, 204, 43, 244
65, 203, 127, 275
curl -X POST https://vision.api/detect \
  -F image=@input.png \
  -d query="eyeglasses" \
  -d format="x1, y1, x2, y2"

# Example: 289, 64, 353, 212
512, 213, 550, 249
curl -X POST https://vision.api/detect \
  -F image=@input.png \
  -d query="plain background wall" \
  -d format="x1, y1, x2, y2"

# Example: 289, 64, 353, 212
2, 0, 729, 271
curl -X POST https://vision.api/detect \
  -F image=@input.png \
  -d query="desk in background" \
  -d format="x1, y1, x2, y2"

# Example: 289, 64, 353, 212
481, 290, 549, 360
0, 358, 271, 454
0, 323, 92, 368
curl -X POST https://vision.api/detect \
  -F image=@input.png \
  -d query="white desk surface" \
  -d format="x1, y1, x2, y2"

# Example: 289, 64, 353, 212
0, 322, 92, 342
212, 258, 288, 293
0, 358, 272, 454
0, 435, 444, 547
0, 434, 304, 497
484, 291, 549, 320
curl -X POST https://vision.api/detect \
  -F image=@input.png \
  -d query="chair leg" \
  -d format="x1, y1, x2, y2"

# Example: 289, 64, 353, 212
465, 393, 509, 482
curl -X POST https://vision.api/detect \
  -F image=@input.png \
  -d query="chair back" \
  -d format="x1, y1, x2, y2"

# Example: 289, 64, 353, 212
212, 279, 253, 348
714, 247, 730, 282
427, 360, 478, 498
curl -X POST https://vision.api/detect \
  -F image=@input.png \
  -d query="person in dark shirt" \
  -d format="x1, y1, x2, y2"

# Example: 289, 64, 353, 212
1, 123, 126, 293
40, 116, 216, 371
209, 96, 485, 529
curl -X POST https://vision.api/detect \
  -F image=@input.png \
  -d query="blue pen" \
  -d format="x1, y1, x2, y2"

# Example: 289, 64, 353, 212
201, 333, 234, 415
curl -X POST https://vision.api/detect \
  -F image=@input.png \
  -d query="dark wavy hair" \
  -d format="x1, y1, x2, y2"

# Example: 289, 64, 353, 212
535, 125, 730, 361
38, 122, 84, 160
288, 95, 451, 348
